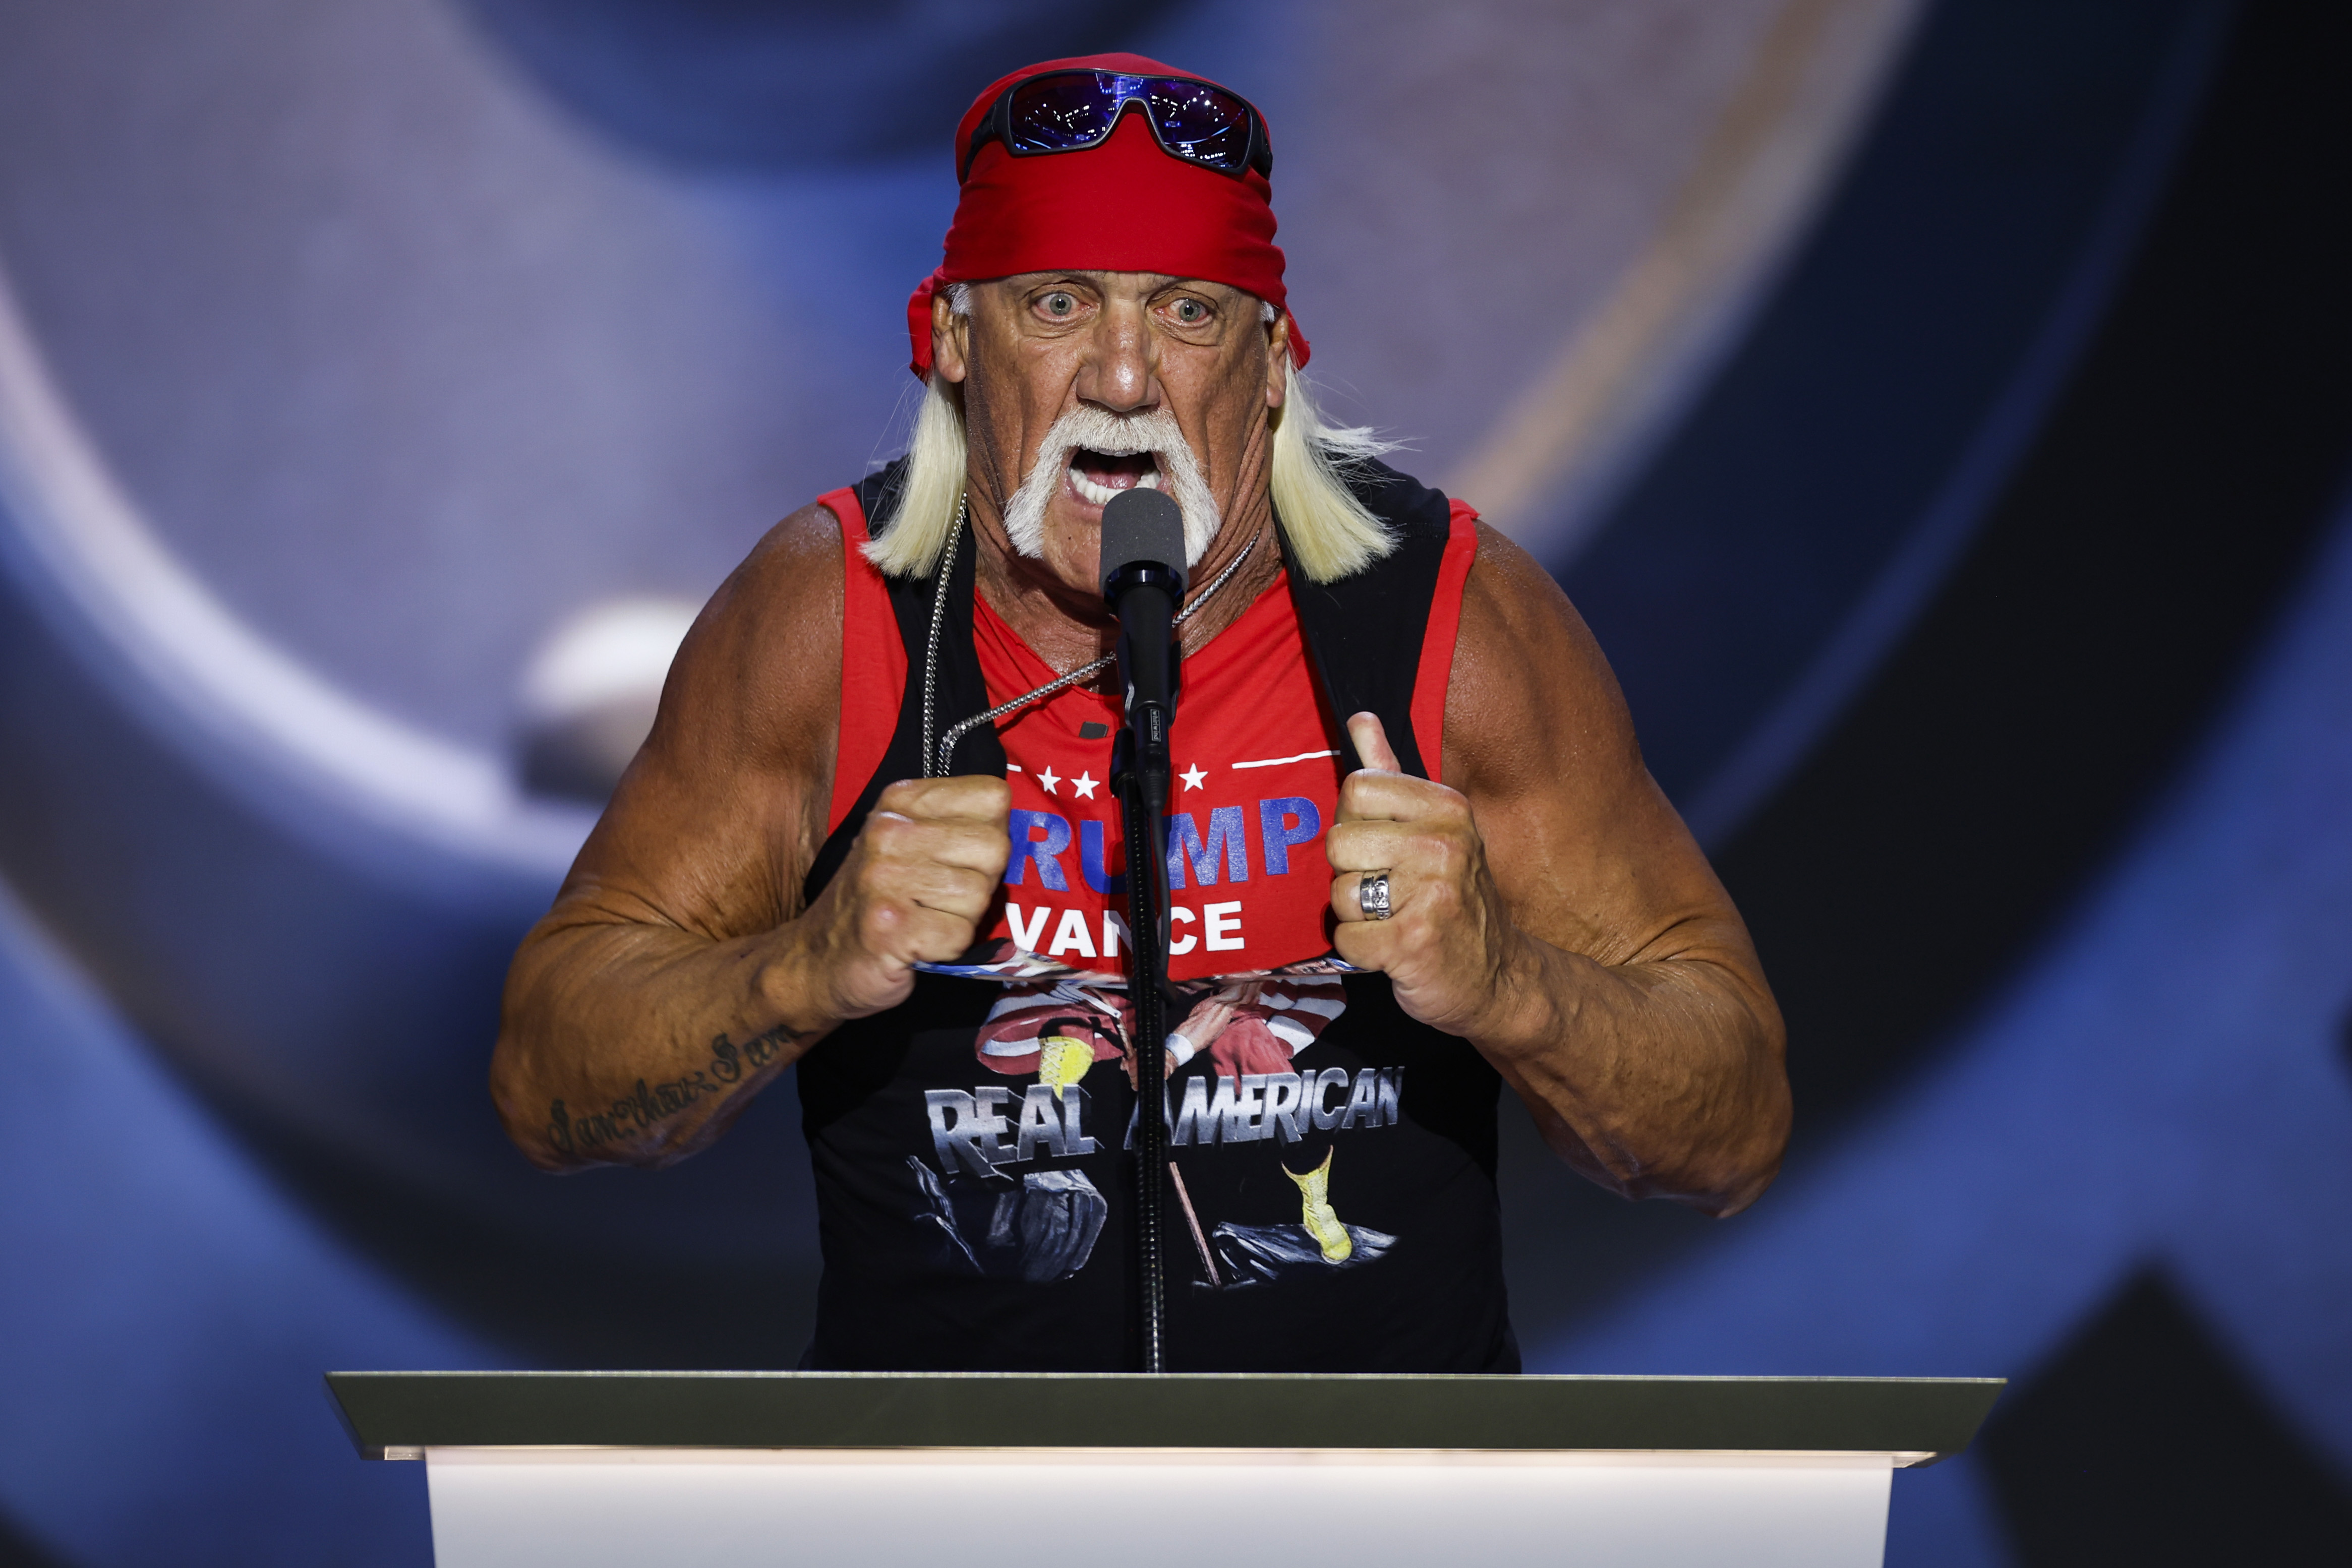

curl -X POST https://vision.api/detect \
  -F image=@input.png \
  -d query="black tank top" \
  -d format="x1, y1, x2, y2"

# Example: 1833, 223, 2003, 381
794, 459, 1518, 1373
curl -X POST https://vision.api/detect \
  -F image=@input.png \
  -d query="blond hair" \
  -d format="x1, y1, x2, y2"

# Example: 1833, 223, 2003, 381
863, 297, 1398, 583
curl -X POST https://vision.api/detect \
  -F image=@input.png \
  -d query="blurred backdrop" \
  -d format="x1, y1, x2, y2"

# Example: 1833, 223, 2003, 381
1, 1, 2347, 1562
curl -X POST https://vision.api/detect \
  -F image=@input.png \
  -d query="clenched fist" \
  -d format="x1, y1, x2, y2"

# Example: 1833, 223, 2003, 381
788, 774, 1012, 1022
1326, 712, 1522, 1039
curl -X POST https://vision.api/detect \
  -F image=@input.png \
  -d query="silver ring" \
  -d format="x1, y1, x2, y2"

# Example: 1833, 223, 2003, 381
1357, 871, 1393, 921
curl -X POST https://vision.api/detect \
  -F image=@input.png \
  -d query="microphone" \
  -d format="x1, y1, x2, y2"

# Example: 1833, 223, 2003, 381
1098, 485, 1186, 1374
1099, 488, 1188, 815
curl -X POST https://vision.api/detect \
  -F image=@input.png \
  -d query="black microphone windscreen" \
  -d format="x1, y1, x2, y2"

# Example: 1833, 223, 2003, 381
1098, 488, 1188, 600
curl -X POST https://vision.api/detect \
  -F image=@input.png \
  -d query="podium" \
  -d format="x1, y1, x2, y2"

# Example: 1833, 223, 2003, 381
328, 1370, 2001, 1568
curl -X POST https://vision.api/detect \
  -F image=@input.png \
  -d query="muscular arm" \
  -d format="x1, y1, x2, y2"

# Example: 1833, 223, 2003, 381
1333, 523, 1789, 1215
489, 502, 1009, 1171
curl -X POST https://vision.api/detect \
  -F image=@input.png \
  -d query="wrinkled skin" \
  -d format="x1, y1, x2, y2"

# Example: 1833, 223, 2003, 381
490, 270, 1789, 1213
943, 272, 1289, 672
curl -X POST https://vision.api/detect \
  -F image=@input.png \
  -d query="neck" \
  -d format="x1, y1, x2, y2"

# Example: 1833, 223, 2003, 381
970, 489, 1285, 678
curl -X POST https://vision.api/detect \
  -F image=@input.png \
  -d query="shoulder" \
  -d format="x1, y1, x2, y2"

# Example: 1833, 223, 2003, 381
1444, 520, 1643, 797
652, 498, 847, 754
719, 496, 849, 625
1459, 521, 1577, 643
602, 495, 851, 852
549, 494, 858, 936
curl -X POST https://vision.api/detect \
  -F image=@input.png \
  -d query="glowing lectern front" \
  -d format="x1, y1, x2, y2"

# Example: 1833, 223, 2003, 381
327, 1370, 2001, 1568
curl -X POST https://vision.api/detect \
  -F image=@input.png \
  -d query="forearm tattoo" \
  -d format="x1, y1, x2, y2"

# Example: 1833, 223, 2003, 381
546, 1022, 804, 1157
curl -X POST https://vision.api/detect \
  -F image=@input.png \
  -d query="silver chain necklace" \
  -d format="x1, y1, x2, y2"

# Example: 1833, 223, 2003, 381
922, 498, 1263, 777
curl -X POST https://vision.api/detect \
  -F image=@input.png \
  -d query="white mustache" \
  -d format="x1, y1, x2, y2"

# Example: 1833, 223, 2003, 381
1000, 406, 1222, 566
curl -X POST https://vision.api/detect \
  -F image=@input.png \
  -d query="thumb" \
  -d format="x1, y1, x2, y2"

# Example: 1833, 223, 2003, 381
1346, 711, 1402, 773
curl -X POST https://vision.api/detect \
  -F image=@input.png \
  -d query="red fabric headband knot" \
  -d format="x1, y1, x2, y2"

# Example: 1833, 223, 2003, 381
906, 52, 1308, 379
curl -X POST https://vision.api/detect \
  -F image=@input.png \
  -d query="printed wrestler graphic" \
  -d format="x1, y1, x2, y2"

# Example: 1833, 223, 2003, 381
920, 972, 1394, 1289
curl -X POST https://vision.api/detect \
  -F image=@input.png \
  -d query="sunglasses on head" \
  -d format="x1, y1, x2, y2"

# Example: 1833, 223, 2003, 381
963, 70, 1273, 183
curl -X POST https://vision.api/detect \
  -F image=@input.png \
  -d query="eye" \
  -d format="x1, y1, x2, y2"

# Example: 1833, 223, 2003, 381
1171, 298, 1208, 325
1039, 291, 1078, 319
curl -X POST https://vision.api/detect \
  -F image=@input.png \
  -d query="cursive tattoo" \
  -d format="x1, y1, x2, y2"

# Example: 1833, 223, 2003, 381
546, 1022, 803, 1156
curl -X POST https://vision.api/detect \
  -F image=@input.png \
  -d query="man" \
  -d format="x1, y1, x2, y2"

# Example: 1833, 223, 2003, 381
490, 54, 1789, 1371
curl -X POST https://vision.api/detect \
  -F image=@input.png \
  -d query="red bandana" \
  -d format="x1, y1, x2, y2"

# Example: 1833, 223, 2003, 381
905, 53, 1309, 378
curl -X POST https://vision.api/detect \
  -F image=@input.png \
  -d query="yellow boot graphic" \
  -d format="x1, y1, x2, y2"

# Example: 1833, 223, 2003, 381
1036, 1035, 1093, 1097
1284, 1149, 1353, 1264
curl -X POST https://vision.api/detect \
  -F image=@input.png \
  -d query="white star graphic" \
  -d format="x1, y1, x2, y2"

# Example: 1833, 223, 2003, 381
1037, 766, 1062, 795
1181, 764, 1207, 792
1072, 771, 1099, 800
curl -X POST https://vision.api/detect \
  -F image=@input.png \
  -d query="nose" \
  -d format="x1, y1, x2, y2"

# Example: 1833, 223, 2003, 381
1076, 295, 1157, 414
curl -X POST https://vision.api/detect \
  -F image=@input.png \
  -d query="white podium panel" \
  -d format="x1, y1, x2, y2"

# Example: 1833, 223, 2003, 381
425, 1446, 1896, 1568
328, 1370, 2001, 1568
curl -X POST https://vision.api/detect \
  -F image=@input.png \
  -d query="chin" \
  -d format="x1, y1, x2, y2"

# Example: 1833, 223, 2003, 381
1040, 522, 1105, 592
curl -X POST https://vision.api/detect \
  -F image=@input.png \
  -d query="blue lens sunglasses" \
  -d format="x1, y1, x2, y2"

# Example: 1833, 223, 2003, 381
963, 71, 1274, 183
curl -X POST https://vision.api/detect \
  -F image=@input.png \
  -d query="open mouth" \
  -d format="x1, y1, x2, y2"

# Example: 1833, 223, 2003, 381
1066, 447, 1163, 508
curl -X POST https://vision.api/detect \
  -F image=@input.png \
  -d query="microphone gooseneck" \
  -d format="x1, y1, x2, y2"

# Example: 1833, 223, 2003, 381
1100, 487, 1187, 1374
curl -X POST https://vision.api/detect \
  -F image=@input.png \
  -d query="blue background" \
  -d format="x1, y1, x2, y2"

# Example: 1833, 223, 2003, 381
0, 1, 2346, 1562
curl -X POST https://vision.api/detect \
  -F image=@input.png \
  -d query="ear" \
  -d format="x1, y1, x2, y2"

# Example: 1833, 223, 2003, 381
932, 288, 971, 384
1264, 310, 1290, 409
